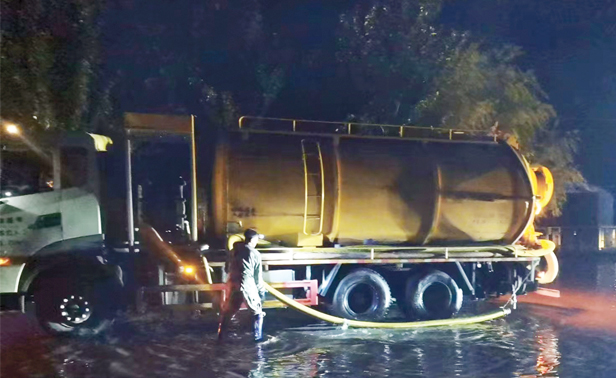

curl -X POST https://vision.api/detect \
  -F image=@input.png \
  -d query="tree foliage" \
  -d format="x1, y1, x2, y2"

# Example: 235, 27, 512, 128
416, 45, 555, 146
0, 0, 112, 132
337, 0, 462, 124
104, 0, 286, 129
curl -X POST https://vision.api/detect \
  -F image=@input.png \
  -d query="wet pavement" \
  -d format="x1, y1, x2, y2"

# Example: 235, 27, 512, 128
2, 254, 615, 378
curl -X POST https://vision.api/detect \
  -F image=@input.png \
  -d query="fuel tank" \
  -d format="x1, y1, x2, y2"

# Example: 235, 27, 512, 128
211, 127, 537, 247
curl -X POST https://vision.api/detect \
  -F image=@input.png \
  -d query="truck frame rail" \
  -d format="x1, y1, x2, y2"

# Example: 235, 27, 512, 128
137, 280, 319, 311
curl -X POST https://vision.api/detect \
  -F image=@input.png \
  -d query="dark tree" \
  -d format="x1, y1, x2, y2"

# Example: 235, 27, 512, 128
1, 0, 112, 132
103, 0, 287, 128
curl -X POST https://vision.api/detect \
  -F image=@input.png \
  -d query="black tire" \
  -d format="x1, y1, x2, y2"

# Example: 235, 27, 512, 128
402, 270, 463, 320
34, 275, 119, 337
331, 268, 392, 321
396, 272, 422, 316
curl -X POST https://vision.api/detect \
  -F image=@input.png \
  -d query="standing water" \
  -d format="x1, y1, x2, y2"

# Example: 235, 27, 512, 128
2, 254, 615, 378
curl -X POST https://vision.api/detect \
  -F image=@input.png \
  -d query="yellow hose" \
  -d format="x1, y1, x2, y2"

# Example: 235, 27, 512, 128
536, 251, 559, 284
263, 282, 510, 329
515, 239, 559, 284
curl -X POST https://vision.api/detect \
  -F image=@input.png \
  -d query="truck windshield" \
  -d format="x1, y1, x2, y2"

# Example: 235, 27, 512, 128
0, 150, 53, 198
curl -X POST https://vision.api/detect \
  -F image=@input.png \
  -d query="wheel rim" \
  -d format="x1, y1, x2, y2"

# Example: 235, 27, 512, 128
345, 283, 378, 316
59, 295, 92, 325
422, 282, 452, 316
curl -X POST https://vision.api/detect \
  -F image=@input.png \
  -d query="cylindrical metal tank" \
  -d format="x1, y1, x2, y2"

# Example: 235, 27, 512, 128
211, 130, 536, 247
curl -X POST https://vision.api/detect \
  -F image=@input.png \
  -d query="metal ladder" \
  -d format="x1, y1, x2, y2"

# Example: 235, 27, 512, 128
301, 140, 325, 235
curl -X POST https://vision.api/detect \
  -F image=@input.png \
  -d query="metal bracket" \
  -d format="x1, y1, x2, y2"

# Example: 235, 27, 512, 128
454, 261, 475, 297
530, 259, 538, 281
318, 263, 341, 297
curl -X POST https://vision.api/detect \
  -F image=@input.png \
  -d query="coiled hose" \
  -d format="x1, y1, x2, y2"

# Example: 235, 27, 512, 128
263, 282, 510, 329
515, 239, 558, 284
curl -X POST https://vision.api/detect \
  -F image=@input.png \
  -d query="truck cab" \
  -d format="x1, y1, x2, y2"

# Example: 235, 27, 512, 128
0, 129, 122, 336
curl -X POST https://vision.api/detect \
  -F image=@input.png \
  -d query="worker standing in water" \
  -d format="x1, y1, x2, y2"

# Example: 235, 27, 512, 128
218, 228, 266, 341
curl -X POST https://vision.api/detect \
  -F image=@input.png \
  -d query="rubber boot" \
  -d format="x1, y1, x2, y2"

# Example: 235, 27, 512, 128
253, 312, 264, 342
217, 314, 230, 341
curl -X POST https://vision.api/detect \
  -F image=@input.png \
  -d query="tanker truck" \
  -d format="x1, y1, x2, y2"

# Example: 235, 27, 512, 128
0, 114, 557, 336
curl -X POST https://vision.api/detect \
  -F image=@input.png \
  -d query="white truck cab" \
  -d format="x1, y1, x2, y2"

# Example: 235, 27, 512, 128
0, 131, 121, 336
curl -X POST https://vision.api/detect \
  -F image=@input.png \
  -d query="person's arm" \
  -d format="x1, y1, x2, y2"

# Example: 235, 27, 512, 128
241, 254, 253, 290
224, 253, 230, 275
225, 244, 237, 274
255, 252, 266, 300
240, 251, 262, 314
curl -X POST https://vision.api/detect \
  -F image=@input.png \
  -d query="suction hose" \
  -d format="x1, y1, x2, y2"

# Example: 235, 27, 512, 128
263, 282, 510, 329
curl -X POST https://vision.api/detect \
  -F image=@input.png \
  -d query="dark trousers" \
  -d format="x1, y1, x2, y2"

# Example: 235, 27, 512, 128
217, 291, 264, 341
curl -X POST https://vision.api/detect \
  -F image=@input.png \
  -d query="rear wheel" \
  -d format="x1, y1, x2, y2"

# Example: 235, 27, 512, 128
331, 268, 392, 321
402, 270, 463, 320
34, 275, 119, 337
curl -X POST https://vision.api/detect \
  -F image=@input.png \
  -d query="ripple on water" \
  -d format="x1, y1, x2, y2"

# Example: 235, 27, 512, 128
4, 286, 616, 378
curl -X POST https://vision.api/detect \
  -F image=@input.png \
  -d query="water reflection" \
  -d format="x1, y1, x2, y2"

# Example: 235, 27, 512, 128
2, 256, 615, 378
240, 317, 588, 378
513, 257, 616, 333
534, 327, 560, 377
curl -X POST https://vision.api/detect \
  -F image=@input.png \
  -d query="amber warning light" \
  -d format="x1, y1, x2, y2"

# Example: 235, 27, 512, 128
5, 124, 20, 135
180, 265, 195, 275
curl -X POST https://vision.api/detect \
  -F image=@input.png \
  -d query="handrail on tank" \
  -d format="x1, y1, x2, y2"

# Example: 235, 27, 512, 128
238, 116, 499, 142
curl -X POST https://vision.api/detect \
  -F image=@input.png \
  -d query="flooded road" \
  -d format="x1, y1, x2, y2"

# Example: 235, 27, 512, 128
3, 254, 616, 378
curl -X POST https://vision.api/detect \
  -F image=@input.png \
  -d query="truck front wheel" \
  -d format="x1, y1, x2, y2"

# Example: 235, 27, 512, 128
331, 268, 392, 321
34, 275, 119, 337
